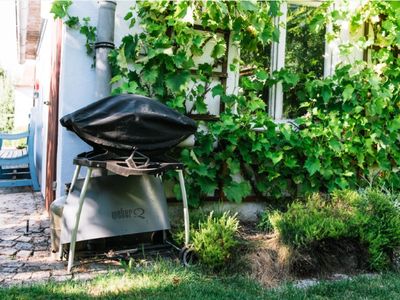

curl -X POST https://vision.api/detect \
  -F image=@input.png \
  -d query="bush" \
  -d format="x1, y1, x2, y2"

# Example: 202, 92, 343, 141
271, 189, 400, 270
192, 211, 239, 269
270, 191, 359, 247
171, 209, 224, 245
257, 208, 275, 233
355, 190, 400, 270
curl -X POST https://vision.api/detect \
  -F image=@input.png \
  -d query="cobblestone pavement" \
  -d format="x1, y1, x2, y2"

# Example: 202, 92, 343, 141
0, 188, 122, 287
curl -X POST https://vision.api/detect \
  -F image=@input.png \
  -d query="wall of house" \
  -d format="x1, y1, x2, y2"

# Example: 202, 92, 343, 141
31, 1, 241, 200
55, 0, 132, 197
33, 14, 53, 195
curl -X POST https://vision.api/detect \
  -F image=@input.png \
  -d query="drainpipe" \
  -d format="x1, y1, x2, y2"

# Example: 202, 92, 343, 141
95, 0, 116, 99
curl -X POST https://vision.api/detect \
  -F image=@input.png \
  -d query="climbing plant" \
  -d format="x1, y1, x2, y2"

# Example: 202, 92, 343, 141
53, 0, 400, 206
51, 0, 96, 55
0, 68, 15, 132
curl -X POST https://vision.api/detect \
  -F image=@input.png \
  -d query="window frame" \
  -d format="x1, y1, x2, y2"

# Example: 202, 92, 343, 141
268, 1, 331, 121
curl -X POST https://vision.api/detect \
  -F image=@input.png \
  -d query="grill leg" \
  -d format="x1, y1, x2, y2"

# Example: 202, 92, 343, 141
58, 165, 81, 260
69, 165, 81, 193
67, 168, 93, 273
177, 170, 190, 246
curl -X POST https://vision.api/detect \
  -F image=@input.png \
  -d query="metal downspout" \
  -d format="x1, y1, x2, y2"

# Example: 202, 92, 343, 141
95, 0, 116, 99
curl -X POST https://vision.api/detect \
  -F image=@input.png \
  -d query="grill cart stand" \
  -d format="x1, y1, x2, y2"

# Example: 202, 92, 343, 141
58, 152, 191, 273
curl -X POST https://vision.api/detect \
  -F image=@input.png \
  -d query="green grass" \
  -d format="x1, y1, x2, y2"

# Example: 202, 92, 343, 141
1, 261, 399, 299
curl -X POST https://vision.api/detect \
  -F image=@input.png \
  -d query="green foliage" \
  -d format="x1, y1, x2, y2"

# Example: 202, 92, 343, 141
256, 207, 275, 233
355, 190, 400, 270
50, 0, 72, 19
51, 1, 96, 55
0, 69, 14, 132
270, 191, 359, 247
192, 211, 239, 268
109, 0, 279, 111
55, 1, 400, 207
272, 189, 400, 270
283, 4, 326, 118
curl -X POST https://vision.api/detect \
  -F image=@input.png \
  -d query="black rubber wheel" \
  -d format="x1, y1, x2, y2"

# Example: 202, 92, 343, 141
179, 246, 189, 261
181, 247, 198, 267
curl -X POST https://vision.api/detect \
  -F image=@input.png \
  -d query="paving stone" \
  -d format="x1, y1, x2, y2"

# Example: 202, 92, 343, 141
33, 245, 49, 251
30, 271, 51, 282
0, 189, 127, 287
1, 235, 19, 241
22, 262, 44, 272
1, 267, 17, 273
0, 273, 16, 286
33, 250, 50, 258
0, 248, 17, 256
13, 272, 32, 281
73, 272, 94, 281
50, 274, 72, 282
16, 236, 32, 243
1, 261, 24, 268
294, 278, 319, 289
16, 250, 32, 259
15, 242, 33, 251
0, 240, 16, 247
51, 268, 67, 277
34, 237, 49, 244
86, 262, 110, 272
39, 264, 55, 271
0, 272, 15, 281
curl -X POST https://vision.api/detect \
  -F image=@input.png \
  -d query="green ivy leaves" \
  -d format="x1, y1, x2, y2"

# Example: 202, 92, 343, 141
50, 0, 72, 19
51, 1, 96, 55
165, 71, 191, 93
54, 0, 400, 205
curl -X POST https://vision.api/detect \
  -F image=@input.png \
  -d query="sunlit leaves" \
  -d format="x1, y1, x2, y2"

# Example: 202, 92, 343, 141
211, 39, 227, 59
165, 71, 191, 93
50, 0, 72, 19
238, 0, 258, 12
342, 84, 354, 101
223, 181, 252, 203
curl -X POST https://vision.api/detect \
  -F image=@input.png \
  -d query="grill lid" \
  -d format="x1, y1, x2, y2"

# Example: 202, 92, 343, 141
60, 94, 197, 156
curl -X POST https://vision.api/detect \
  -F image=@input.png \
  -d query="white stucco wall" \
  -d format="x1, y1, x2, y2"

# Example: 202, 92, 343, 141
56, 0, 98, 197
55, 0, 135, 197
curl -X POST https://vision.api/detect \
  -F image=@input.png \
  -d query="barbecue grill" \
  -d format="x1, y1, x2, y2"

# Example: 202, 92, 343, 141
57, 94, 196, 272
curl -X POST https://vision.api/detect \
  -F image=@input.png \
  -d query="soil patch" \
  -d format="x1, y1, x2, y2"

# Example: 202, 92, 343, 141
238, 224, 369, 287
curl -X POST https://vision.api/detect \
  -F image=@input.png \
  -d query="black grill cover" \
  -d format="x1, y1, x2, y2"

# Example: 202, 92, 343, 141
60, 94, 197, 156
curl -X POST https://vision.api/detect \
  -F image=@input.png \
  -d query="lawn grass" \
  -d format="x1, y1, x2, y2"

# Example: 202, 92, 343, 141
1, 261, 399, 300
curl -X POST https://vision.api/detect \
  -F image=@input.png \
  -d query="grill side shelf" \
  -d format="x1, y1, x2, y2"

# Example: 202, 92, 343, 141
106, 161, 184, 176
73, 157, 184, 176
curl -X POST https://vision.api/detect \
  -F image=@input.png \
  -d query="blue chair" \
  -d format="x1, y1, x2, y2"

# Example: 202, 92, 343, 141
0, 125, 40, 191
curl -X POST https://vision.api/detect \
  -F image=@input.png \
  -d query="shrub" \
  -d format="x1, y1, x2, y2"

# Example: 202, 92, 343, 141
192, 211, 239, 269
355, 190, 400, 270
171, 209, 224, 245
270, 191, 359, 248
0, 68, 14, 132
257, 208, 275, 233
271, 189, 400, 270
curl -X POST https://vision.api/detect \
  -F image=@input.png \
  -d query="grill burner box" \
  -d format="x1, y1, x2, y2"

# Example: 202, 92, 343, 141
60, 175, 170, 244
